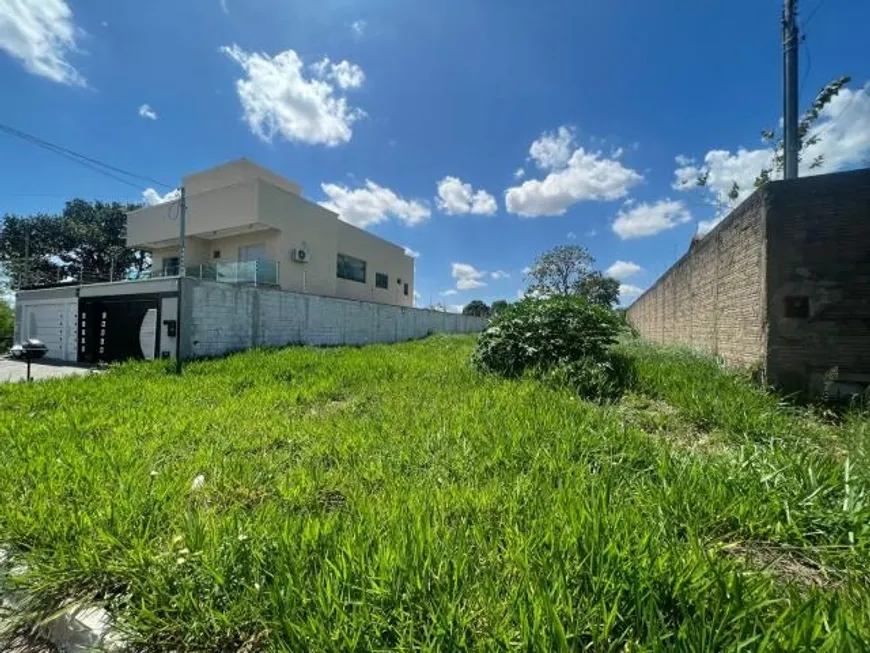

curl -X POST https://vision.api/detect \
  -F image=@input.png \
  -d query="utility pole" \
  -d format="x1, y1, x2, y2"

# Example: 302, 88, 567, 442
175, 186, 187, 374
783, 0, 800, 179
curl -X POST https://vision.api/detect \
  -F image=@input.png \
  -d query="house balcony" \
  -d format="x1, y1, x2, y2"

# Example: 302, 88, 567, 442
145, 259, 280, 286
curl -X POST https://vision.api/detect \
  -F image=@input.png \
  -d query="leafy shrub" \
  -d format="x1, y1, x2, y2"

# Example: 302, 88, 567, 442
540, 350, 637, 401
472, 296, 627, 399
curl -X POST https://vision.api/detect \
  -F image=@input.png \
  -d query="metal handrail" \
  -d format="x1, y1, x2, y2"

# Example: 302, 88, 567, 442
146, 259, 280, 286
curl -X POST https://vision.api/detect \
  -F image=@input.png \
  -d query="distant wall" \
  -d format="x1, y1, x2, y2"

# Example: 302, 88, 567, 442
182, 279, 485, 358
626, 190, 767, 367
765, 169, 870, 395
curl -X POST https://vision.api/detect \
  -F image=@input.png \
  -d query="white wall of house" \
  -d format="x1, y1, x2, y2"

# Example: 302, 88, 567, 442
256, 178, 339, 297
185, 158, 301, 197
335, 221, 414, 307
127, 159, 414, 307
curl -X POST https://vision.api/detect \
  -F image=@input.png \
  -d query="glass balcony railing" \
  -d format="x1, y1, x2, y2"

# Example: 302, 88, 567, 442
144, 259, 280, 286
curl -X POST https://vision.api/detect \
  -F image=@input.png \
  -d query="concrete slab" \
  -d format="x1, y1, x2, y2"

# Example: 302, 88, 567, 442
0, 359, 97, 383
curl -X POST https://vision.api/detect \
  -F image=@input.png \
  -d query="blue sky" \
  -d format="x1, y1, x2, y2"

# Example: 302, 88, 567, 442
2, 0, 870, 309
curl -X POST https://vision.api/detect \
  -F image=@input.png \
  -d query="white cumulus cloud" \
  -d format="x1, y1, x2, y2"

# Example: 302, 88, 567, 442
452, 262, 487, 290
505, 127, 642, 217
142, 188, 181, 206
436, 176, 497, 215
490, 270, 510, 280
619, 284, 644, 301
675, 81, 870, 235
402, 246, 420, 259
514, 167, 525, 179
529, 126, 575, 170
0, 0, 85, 86
439, 289, 458, 296
605, 260, 642, 280
310, 57, 365, 90
220, 44, 365, 147
321, 180, 430, 228
612, 200, 692, 240
138, 103, 157, 120
351, 20, 366, 37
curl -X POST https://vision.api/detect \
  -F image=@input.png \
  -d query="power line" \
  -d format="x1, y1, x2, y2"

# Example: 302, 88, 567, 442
802, 0, 828, 28
800, 34, 812, 105
0, 123, 173, 191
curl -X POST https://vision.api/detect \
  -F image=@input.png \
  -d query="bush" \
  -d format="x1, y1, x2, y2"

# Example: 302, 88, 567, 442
540, 351, 637, 401
472, 296, 625, 398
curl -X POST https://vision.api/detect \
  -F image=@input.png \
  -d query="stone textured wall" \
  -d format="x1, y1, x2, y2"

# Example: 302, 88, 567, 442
182, 279, 486, 358
626, 190, 767, 367
765, 169, 870, 396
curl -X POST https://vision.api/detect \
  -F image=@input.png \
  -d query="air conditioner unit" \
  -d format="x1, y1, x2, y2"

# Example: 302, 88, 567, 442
291, 247, 310, 263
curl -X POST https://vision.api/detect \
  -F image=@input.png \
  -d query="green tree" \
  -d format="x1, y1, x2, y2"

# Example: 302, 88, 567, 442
577, 272, 620, 307
462, 300, 491, 317
0, 199, 148, 288
525, 244, 620, 307
0, 299, 13, 349
490, 300, 509, 317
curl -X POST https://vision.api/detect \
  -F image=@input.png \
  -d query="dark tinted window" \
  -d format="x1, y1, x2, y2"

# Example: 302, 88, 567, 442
337, 253, 366, 283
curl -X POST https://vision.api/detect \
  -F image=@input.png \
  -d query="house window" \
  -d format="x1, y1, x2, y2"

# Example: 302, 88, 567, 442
337, 253, 366, 283
239, 243, 267, 262
162, 257, 179, 276
213, 250, 221, 259
375, 273, 389, 289
403, 283, 409, 296
784, 295, 809, 318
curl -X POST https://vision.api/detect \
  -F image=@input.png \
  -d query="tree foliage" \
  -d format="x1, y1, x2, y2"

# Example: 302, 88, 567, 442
576, 272, 620, 308
0, 299, 13, 349
490, 300, 509, 317
462, 300, 490, 317
0, 199, 149, 288
697, 75, 851, 203
524, 244, 620, 307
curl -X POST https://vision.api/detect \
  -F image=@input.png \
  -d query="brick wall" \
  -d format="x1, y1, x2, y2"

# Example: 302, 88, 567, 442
626, 190, 767, 367
182, 279, 486, 358
765, 169, 870, 395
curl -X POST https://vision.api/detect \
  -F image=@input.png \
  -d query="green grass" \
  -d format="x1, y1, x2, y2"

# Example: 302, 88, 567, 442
1, 335, 869, 651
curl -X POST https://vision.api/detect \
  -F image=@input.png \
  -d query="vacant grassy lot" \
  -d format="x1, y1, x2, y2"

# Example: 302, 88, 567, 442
2, 335, 869, 651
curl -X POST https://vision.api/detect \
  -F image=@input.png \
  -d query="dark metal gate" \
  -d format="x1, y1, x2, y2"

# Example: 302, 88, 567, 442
79, 295, 160, 363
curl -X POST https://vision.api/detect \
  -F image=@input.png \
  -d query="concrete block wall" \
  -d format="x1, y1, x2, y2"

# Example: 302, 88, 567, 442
182, 279, 485, 358
626, 191, 767, 367
765, 169, 870, 395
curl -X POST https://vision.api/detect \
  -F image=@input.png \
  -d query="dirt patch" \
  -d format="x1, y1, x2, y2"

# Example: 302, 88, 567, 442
307, 399, 354, 417
613, 394, 727, 453
720, 541, 844, 590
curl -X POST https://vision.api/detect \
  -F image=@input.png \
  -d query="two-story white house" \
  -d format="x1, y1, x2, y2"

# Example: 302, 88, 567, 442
13, 160, 485, 365
128, 158, 415, 307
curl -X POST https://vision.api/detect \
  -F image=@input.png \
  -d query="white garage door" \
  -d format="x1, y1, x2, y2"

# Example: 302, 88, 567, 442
21, 300, 78, 361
